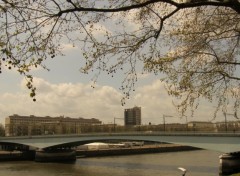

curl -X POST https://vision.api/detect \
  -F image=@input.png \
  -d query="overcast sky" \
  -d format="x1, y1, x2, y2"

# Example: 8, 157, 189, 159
0, 45, 232, 126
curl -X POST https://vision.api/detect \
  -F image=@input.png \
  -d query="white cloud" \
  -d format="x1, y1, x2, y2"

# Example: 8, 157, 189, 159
0, 77, 225, 125
1, 77, 124, 124
130, 80, 179, 124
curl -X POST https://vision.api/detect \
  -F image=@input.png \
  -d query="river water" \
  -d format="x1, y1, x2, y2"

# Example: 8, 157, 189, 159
0, 150, 222, 176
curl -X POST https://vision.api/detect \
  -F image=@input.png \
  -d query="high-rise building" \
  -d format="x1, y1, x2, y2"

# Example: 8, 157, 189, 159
124, 106, 141, 126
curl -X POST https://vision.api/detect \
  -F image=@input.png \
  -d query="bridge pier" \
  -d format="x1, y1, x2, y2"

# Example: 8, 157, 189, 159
219, 152, 240, 175
35, 149, 76, 162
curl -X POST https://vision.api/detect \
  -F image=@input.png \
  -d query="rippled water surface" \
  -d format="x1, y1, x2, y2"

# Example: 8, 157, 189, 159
0, 150, 221, 176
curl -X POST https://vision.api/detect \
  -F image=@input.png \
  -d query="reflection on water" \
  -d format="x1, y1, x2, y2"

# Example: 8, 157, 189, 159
0, 150, 221, 176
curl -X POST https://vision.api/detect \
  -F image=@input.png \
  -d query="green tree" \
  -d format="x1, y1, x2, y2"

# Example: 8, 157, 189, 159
0, 123, 5, 136
0, 1, 239, 117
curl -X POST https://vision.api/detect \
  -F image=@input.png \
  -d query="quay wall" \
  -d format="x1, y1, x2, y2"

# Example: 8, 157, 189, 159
0, 144, 200, 161
0, 151, 35, 161
76, 144, 200, 158
35, 150, 76, 162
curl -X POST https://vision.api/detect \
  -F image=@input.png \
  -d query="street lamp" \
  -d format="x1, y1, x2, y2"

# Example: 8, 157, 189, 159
163, 114, 173, 132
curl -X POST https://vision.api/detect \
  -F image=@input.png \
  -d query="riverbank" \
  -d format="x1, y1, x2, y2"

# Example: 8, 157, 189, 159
0, 151, 35, 161
76, 144, 201, 158
0, 144, 200, 161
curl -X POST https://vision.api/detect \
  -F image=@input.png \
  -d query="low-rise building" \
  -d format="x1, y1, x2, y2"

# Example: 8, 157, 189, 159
187, 121, 215, 131
5, 114, 102, 136
215, 121, 240, 132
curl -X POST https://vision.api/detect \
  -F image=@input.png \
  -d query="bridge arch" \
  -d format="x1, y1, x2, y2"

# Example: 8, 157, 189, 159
0, 133, 240, 153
